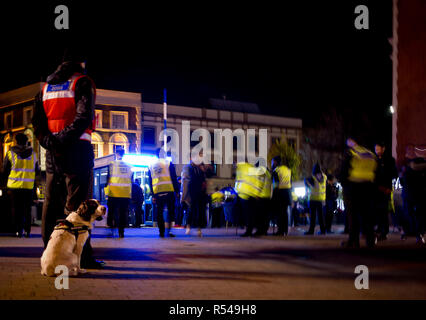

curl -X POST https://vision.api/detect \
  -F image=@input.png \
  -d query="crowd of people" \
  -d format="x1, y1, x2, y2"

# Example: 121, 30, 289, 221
0, 50, 425, 276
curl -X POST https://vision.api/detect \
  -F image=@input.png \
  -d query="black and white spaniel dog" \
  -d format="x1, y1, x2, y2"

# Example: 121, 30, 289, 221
41, 199, 106, 277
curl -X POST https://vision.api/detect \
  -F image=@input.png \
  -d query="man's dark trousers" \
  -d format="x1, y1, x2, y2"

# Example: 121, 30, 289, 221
273, 188, 291, 235
308, 200, 326, 234
9, 189, 33, 236
153, 192, 175, 236
107, 197, 130, 234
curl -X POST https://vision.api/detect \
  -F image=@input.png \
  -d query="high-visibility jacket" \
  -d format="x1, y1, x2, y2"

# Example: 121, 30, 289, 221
7, 150, 36, 190
149, 159, 175, 194
235, 162, 263, 200
106, 160, 132, 198
309, 173, 327, 202
348, 145, 377, 183
274, 165, 292, 189
42, 73, 95, 142
211, 191, 225, 208
259, 167, 272, 199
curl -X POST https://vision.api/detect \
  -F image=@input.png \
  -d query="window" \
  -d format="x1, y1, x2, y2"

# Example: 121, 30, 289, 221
3, 134, 12, 159
109, 133, 129, 155
95, 110, 103, 129
110, 111, 128, 129
23, 107, 33, 126
91, 132, 103, 158
143, 127, 156, 145
4, 111, 13, 130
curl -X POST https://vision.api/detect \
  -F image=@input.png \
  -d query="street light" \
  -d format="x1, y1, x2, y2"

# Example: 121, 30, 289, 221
389, 105, 394, 114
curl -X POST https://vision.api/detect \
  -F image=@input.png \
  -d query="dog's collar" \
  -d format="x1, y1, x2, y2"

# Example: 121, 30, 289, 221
54, 219, 89, 239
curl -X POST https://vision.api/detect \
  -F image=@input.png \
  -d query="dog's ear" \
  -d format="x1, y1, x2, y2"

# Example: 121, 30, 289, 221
76, 200, 92, 221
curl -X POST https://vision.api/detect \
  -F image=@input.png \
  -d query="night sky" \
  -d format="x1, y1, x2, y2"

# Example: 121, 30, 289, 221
1, 1, 393, 138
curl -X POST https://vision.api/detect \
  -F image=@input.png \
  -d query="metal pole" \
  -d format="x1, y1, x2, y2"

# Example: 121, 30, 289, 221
163, 88, 167, 155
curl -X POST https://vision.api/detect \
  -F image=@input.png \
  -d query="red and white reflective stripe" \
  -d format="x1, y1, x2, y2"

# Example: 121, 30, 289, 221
42, 89, 75, 101
79, 132, 92, 142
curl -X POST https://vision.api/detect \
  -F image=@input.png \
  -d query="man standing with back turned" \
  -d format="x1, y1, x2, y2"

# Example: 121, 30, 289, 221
32, 48, 104, 269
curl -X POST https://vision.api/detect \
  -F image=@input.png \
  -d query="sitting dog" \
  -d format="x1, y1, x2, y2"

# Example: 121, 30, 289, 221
41, 199, 106, 277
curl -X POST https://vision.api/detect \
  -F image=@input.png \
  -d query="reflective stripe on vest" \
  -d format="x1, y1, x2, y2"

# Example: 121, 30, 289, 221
309, 173, 327, 202
275, 165, 292, 189
7, 150, 36, 190
348, 145, 377, 183
42, 73, 95, 142
107, 160, 132, 198
235, 163, 263, 199
149, 159, 174, 194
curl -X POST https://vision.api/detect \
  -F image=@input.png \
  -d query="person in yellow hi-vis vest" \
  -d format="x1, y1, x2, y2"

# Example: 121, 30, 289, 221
2, 133, 39, 237
340, 137, 377, 248
271, 156, 292, 236
148, 148, 179, 238
105, 148, 133, 238
235, 162, 263, 237
304, 163, 327, 235
253, 164, 272, 236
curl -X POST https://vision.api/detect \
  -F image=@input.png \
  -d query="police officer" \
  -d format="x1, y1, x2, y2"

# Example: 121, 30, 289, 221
105, 148, 133, 238
254, 163, 272, 236
235, 162, 262, 237
340, 138, 377, 248
148, 148, 179, 238
2, 133, 39, 237
304, 163, 327, 235
271, 156, 292, 236
33, 49, 104, 268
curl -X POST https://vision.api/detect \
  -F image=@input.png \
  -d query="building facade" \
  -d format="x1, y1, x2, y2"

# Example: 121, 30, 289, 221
1, 83, 302, 194
391, 0, 426, 166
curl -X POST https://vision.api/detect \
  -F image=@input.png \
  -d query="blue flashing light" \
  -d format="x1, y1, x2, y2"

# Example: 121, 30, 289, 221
122, 154, 173, 167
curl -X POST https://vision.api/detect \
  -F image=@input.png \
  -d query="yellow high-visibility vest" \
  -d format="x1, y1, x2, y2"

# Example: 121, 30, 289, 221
348, 145, 377, 183
149, 159, 174, 194
309, 173, 327, 202
275, 165, 292, 189
235, 162, 263, 200
211, 191, 225, 204
7, 150, 36, 190
259, 167, 272, 199
106, 160, 132, 198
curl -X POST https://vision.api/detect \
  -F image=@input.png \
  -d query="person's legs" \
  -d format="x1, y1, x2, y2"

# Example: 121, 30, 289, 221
307, 201, 317, 234
164, 193, 176, 236
345, 187, 360, 246
118, 198, 129, 237
317, 203, 326, 234
155, 195, 166, 237
42, 172, 66, 247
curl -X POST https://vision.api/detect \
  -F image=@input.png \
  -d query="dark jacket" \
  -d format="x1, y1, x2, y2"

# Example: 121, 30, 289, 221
32, 62, 95, 175
2, 145, 40, 186
181, 162, 207, 206
131, 182, 144, 203
375, 154, 398, 192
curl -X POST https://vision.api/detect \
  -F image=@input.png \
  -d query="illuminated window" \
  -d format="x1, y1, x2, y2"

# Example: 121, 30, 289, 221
91, 132, 104, 158
110, 111, 128, 130
3, 133, 12, 159
95, 110, 103, 129
109, 133, 129, 154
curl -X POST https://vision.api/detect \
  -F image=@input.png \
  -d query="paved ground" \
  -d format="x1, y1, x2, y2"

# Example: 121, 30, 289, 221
0, 225, 426, 300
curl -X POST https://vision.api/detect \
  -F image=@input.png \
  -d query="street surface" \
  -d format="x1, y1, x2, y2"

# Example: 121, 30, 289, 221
0, 225, 425, 300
